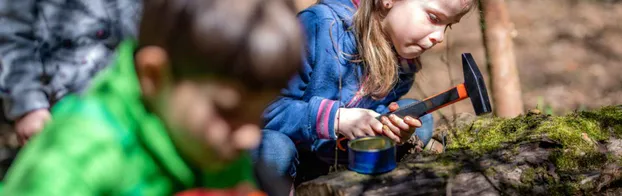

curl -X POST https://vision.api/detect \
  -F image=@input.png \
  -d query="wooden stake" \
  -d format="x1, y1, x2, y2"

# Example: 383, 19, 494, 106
478, 0, 524, 117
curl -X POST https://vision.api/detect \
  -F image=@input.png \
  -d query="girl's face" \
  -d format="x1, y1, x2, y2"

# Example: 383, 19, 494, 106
382, 0, 471, 59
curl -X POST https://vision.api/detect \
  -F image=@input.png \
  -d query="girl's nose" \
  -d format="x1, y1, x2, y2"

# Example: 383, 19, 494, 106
428, 29, 445, 45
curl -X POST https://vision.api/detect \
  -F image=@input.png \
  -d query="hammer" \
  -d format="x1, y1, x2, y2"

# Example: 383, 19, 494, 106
337, 53, 492, 151
377, 53, 492, 120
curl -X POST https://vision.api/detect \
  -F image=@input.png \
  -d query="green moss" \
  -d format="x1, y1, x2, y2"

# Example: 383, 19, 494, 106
551, 150, 607, 172
578, 105, 622, 137
449, 113, 553, 154
551, 183, 580, 196
615, 125, 622, 137
447, 106, 620, 155
484, 167, 496, 177
577, 175, 595, 191
551, 151, 578, 171
440, 106, 622, 194
608, 153, 622, 166
521, 168, 536, 184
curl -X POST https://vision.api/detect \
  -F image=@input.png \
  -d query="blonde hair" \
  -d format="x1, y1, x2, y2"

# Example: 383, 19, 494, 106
352, 0, 476, 99
352, 0, 397, 99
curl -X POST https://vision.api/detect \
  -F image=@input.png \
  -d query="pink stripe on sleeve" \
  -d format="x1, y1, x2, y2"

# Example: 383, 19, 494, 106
321, 101, 336, 139
316, 100, 328, 137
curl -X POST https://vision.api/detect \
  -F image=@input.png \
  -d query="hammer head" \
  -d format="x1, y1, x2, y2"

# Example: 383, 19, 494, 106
462, 53, 492, 116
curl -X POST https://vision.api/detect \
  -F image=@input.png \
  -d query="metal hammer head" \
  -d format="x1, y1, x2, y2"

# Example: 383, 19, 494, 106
462, 53, 492, 116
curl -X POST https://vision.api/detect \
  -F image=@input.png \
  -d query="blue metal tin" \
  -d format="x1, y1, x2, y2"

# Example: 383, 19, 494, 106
347, 136, 396, 174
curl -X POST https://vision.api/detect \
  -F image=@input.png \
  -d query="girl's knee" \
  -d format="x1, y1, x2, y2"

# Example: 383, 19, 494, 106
262, 131, 297, 157
419, 113, 434, 127
416, 113, 434, 145
253, 130, 298, 178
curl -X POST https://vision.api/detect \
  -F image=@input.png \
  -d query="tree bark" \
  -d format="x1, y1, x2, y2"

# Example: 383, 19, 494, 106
296, 107, 622, 195
479, 0, 524, 118
297, 139, 622, 196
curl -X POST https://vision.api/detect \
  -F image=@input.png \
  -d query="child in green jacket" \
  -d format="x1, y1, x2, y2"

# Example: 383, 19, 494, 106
1, 0, 302, 195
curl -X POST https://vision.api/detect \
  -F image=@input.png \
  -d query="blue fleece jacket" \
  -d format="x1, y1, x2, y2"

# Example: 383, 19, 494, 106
262, 0, 419, 147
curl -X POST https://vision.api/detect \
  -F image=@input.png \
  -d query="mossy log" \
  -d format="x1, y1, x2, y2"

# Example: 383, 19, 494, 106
296, 106, 622, 196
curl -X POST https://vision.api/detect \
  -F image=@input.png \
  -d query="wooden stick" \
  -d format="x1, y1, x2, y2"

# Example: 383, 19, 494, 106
478, 0, 524, 117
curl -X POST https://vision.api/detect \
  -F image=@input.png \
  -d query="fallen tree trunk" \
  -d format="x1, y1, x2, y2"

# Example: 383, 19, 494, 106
297, 106, 622, 195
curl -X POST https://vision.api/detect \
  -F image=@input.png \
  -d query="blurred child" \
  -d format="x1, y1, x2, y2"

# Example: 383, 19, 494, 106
2, 0, 302, 195
257, 0, 477, 185
0, 0, 142, 145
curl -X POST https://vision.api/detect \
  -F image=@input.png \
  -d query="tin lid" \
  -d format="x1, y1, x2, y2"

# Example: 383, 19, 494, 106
348, 136, 395, 152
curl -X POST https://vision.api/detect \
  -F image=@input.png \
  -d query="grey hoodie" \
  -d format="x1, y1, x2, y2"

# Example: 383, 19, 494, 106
0, 0, 142, 120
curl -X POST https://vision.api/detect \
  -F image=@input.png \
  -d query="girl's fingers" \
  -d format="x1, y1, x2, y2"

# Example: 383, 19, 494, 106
370, 119, 384, 134
403, 116, 422, 128
353, 129, 368, 138
389, 114, 409, 130
382, 125, 401, 143
344, 132, 355, 140
361, 126, 376, 137
381, 116, 401, 136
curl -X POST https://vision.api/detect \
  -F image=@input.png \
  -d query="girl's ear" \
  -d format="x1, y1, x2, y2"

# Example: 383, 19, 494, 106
381, 0, 394, 9
135, 46, 170, 97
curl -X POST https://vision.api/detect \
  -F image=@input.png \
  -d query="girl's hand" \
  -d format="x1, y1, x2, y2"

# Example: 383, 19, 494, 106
380, 102, 422, 144
334, 108, 384, 140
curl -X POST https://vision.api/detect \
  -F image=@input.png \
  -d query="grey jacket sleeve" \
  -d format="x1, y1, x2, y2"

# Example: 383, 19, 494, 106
0, 1, 49, 120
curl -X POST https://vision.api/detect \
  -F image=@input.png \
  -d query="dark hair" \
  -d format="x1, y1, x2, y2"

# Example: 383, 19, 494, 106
138, 0, 302, 90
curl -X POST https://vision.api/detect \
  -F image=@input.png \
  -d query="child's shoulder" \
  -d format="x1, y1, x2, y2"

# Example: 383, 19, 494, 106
47, 95, 134, 147
298, 3, 338, 22
298, 1, 355, 29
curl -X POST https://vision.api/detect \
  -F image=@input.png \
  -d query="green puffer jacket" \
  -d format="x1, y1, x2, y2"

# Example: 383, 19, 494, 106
1, 40, 256, 195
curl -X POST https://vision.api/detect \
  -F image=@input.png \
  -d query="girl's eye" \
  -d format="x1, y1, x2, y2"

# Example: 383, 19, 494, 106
428, 13, 440, 24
